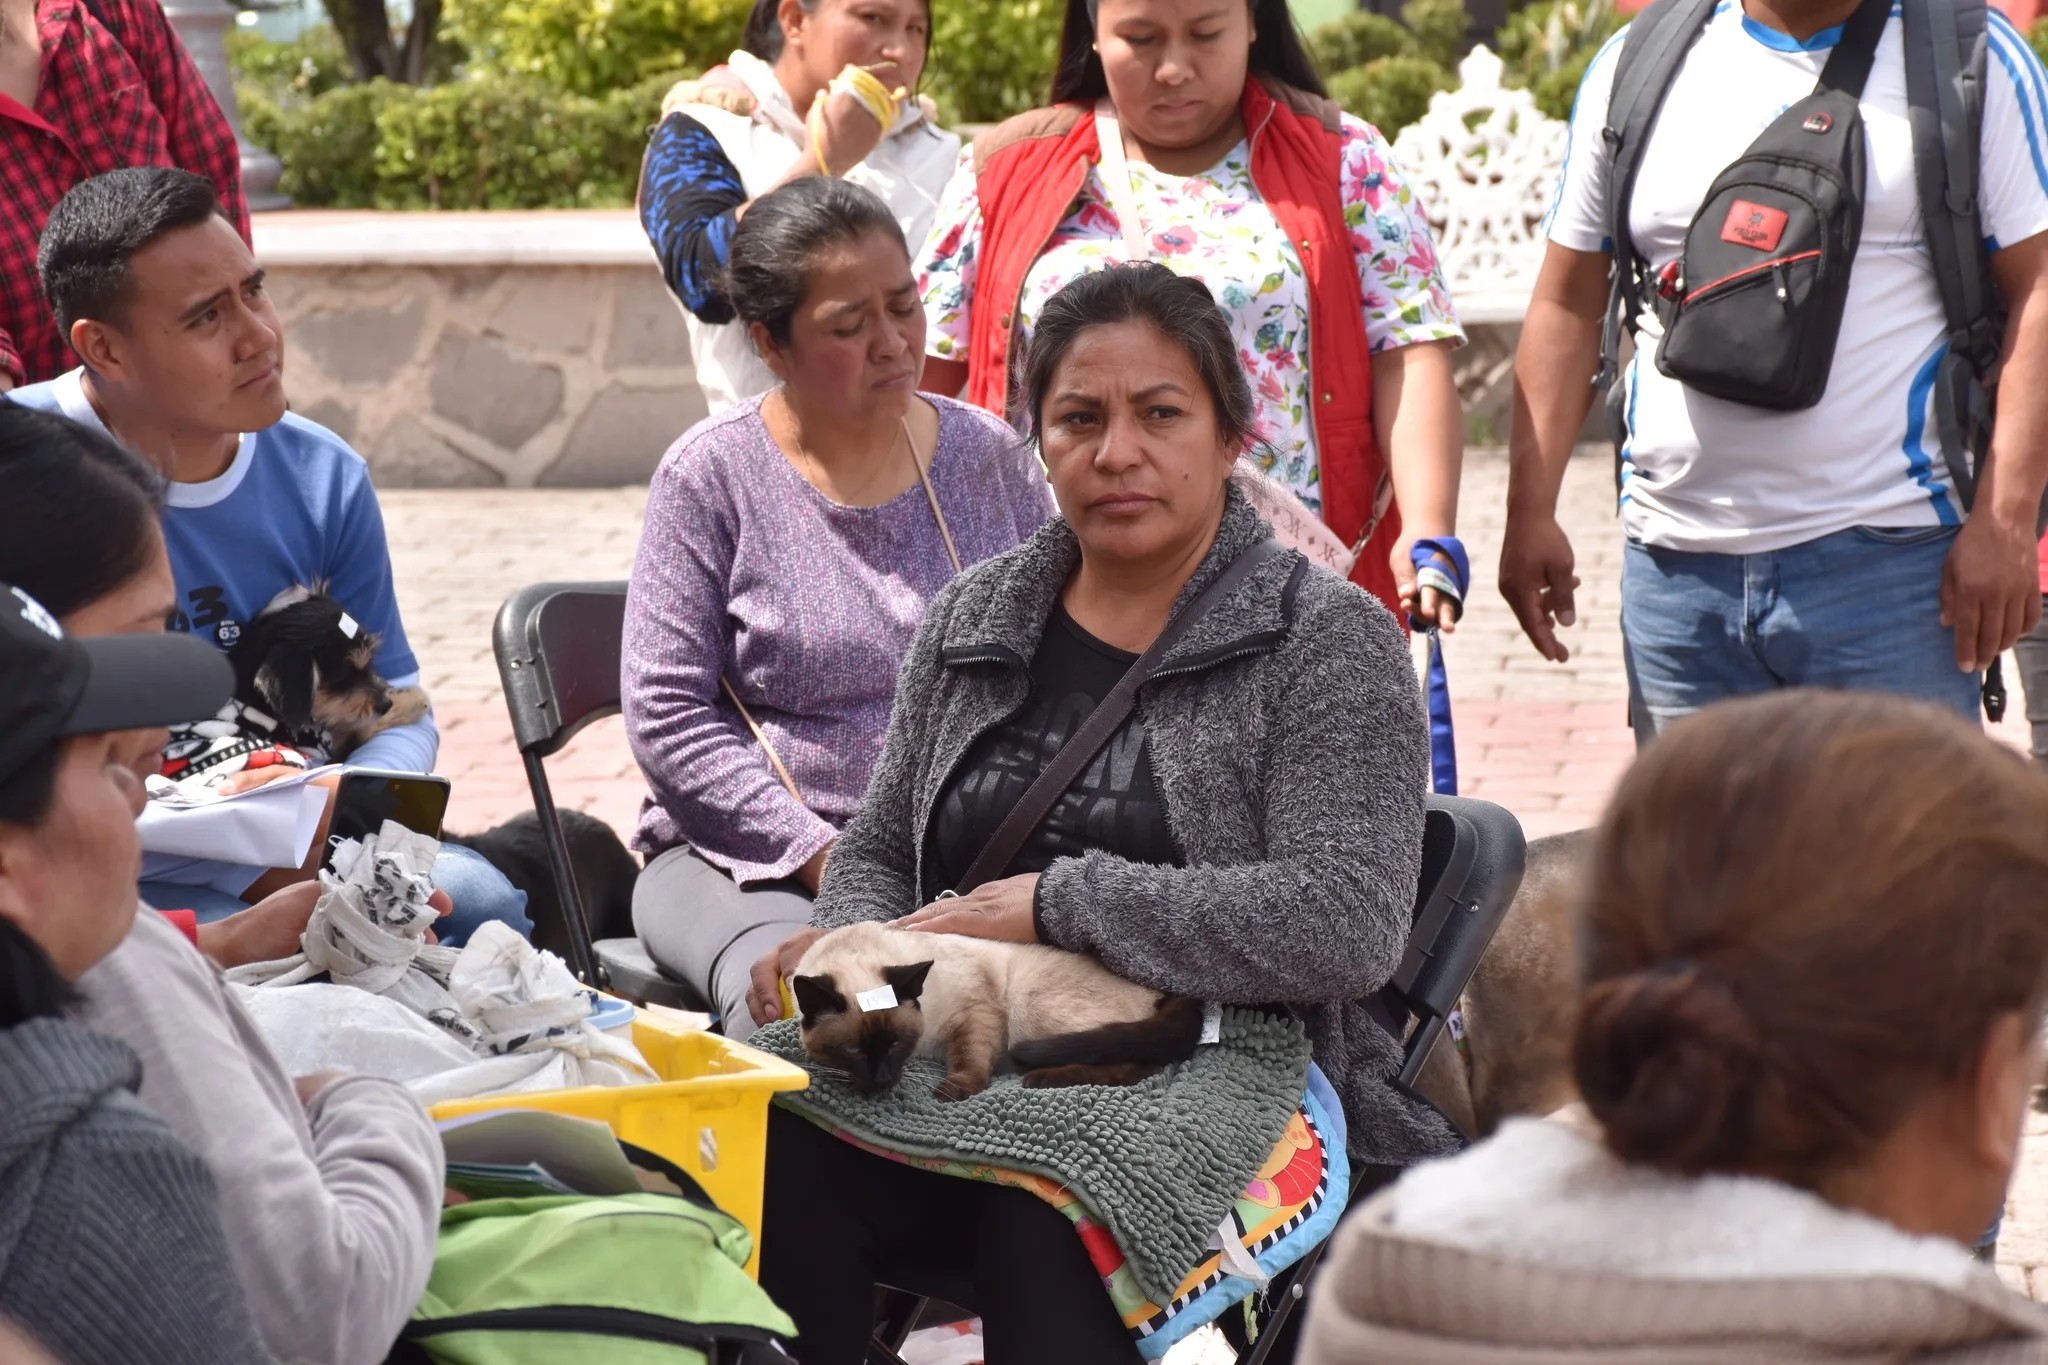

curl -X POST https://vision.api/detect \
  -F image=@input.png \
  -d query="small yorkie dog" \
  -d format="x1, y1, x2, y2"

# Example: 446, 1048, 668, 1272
226, 584, 430, 759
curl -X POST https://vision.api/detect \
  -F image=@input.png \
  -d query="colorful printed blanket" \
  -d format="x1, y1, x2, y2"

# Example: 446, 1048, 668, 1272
754, 1007, 1346, 1356
787, 1066, 1351, 1357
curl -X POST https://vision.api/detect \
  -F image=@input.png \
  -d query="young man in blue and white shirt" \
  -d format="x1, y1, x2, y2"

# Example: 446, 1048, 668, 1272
1499, 0, 2048, 735
9, 166, 527, 942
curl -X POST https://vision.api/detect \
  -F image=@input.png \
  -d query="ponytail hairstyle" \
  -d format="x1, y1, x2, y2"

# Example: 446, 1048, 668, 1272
0, 739, 78, 1028
0, 919, 76, 1028
1573, 690, 2048, 1186
1050, 0, 1326, 105
741, 0, 799, 60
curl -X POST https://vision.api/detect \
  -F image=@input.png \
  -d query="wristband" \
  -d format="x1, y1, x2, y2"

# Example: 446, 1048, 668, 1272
1407, 535, 1469, 797
1409, 536, 1470, 607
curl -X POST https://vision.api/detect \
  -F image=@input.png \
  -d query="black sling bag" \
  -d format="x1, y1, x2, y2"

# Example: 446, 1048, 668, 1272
1611, 0, 1893, 414
1593, 0, 2022, 718
1596, 0, 2001, 479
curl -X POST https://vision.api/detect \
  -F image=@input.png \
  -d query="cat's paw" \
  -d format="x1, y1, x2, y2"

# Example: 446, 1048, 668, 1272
933, 1072, 988, 1102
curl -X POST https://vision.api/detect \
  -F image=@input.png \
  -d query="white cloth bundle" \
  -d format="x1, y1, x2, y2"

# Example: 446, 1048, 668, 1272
229, 821, 654, 1100
227, 819, 477, 1046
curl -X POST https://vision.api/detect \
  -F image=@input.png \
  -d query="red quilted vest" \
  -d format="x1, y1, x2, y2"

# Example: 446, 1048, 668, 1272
964, 78, 1399, 613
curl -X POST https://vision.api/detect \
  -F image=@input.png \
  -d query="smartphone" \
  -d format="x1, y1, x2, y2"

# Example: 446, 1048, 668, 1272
321, 769, 452, 869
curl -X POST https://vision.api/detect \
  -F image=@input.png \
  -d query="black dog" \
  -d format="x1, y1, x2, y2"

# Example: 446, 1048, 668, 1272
445, 810, 640, 959
226, 585, 429, 759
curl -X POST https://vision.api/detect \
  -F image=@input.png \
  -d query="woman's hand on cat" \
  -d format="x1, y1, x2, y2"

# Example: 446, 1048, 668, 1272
747, 926, 828, 1026
893, 875, 1042, 944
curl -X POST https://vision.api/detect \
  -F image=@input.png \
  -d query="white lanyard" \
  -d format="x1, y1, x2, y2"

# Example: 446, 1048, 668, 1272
1093, 99, 1156, 262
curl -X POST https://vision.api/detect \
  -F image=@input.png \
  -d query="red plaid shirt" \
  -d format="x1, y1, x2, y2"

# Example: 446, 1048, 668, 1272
0, 0, 248, 385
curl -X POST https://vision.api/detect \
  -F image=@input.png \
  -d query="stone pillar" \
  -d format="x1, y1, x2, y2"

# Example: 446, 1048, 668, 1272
160, 0, 289, 211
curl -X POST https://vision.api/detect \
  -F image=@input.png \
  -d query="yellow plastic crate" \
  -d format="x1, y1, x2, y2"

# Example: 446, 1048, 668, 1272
429, 1013, 808, 1278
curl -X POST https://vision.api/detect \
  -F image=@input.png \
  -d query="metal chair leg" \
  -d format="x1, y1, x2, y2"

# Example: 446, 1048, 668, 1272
520, 749, 601, 987
1241, 1239, 1330, 1365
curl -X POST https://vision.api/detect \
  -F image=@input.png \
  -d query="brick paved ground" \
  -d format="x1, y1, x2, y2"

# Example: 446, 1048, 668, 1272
380, 447, 2047, 1290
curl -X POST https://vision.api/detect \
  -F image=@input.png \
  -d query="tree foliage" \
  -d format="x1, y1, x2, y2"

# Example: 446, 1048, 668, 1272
1310, 0, 1467, 136
240, 70, 676, 208
1495, 0, 1623, 121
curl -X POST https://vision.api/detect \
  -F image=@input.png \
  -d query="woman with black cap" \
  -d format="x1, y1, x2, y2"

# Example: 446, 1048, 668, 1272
0, 579, 272, 1364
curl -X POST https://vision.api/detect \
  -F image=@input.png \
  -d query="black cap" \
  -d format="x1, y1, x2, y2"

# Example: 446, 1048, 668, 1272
0, 583, 234, 791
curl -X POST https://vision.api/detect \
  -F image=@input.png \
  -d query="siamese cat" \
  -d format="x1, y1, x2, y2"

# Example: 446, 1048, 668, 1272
790, 921, 1204, 1101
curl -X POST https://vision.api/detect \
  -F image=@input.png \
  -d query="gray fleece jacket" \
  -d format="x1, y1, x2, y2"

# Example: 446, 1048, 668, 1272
813, 483, 1460, 1166
0, 1016, 272, 1365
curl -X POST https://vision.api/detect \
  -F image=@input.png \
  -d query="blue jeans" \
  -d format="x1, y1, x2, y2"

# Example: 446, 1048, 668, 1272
431, 845, 532, 948
141, 845, 531, 948
1622, 525, 1981, 745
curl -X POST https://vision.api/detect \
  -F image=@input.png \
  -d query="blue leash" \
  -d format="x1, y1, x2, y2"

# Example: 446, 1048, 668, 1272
1409, 537, 1468, 796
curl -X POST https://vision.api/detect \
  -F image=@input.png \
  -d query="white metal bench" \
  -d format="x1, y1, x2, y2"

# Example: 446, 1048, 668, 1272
1392, 45, 1569, 435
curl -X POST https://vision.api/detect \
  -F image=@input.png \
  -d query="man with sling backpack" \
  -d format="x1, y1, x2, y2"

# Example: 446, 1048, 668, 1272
1498, 0, 2048, 741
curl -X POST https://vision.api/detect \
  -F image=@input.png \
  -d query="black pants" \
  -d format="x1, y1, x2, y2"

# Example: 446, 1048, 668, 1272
759, 1107, 1136, 1364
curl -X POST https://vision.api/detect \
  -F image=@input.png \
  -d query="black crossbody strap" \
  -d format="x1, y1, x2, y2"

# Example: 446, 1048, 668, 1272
1905, 0, 2001, 511
1816, 0, 1898, 98
953, 537, 1287, 896
1596, 0, 1718, 397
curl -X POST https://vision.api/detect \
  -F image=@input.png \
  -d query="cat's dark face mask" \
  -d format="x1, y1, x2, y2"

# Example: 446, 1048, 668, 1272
793, 961, 933, 1095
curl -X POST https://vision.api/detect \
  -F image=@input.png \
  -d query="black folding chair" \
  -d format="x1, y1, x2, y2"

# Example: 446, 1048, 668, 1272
493, 580, 704, 1010
866, 793, 1527, 1365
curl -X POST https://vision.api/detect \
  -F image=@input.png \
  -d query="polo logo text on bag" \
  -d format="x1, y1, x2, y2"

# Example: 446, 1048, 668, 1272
1720, 200, 1789, 252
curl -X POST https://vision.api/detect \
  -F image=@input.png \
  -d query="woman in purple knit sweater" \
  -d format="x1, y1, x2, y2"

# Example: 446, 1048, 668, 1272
623, 178, 1054, 1034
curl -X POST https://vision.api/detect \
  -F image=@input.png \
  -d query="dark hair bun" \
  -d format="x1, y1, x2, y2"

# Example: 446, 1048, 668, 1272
1573, 964, 1761, 1173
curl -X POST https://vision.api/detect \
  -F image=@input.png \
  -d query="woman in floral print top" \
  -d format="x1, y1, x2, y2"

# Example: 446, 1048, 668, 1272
914, 0, 1468, 629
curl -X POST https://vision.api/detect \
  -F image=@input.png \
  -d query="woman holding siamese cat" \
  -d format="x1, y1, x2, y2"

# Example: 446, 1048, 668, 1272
623, 177, 1054, 1039
746, 262, 1452, 1361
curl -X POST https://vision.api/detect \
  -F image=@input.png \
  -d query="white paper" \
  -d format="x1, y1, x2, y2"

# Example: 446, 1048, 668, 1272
437, 1109, 641, 1196
856, 983, 898, 1012
1199, 1001, 1222, 1046
137, 775, 330, 867
143, 762, 335, 809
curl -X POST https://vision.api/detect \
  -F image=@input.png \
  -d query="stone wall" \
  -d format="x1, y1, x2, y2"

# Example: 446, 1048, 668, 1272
265, 260, 707, 488
253, 211, 1549, 488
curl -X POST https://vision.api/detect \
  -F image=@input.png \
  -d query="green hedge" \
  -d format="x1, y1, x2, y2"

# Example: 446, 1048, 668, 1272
226, 25, 355, 100
241, 70, 677, 208
1495, 0, 1624, 121
234, 0, 1643, 209
1326, 54, 1455, 135
444, 0, 744, 96
924, 0, 1061, 125
445, 0, 1062, 124
1310, 0, 1464, 136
